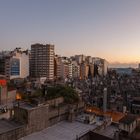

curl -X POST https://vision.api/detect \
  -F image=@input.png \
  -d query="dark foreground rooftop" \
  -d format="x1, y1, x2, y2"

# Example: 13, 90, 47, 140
20, 121, 96, 140
0, 119, 23, 134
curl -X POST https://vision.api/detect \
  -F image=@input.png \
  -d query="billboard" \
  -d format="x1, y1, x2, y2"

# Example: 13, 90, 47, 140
11, 58, 20, 76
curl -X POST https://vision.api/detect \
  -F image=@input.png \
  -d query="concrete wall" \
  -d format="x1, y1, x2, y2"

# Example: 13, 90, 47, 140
49, 114, 68, 126
46, 97, 64, 107
26, 104, 49, 134
14, 104, 49, 134
14, 107, 28, 124
0, 126, 25, 140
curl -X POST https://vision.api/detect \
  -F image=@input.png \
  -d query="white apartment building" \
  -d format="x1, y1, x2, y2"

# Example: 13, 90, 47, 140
10, 48, 29, 79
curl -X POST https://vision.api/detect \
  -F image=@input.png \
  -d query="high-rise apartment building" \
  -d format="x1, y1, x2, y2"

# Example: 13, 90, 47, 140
92, 57, 108, 76
86, 56, 92, 64
54, 55, 61, 80
102, 59, 108, 76
138, 63, 140, 70
88, 64, 94, 78
11, 48, 29, 79
0, 48, 29, 80
75, 55, 86, 64
30, 44, 54, 81
72, 61, 80, 79
68, 63, 72, 78
0, 51, 11, 79
60, 57, 71, 80
80, 63, 89, 79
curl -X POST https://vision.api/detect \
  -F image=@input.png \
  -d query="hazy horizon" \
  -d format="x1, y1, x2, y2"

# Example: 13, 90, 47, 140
0, 0, 140, 67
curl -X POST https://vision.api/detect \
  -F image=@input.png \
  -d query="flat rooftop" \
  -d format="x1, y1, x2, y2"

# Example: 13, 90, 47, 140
0, 119, 23, 134
14, 103, 35, 110
14, 102, 49, 111
96, 125, 118, 139
20, 121, 97, 140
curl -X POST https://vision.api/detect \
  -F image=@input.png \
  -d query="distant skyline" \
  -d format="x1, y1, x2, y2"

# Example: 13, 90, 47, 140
0, 0, 140, 67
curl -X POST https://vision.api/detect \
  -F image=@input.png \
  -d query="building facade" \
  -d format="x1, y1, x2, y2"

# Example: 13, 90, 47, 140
30, 44, 54, 81
54, 55, 61, 80
80, 63, 89, 79
0, 48, 29, 80
10, 48, 29, 79
72, 61, 80, 79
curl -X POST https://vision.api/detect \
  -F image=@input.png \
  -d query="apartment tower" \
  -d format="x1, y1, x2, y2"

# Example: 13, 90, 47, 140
30, 44, 54, 81
0, 48, 29, 80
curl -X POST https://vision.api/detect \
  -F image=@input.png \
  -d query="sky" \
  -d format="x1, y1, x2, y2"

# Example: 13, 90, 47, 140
0, 0, 140, 67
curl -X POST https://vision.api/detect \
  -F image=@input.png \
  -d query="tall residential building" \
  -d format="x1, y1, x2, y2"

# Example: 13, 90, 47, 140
75, 55, 86, 64
0, 51, 11, 79
30, 44, 54, 81
0, 48, 29, 80
102, 59, 108, 76
88, 64, 94, 78
92, 57, 108, 76
86, 56, 92, 64
72, 61, 80, 79
60, 57, 72, 80
80, 63, 89, 79
54, 55, 61, 80
138, 63, 140, 70
60, 62, 69, 80
68, 62, 72, 78
11, 48, 29, 79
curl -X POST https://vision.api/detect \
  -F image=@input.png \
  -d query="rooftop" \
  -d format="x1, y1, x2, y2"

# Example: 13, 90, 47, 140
20, 121, 97, 140
119, 114, 137, 125
0, 119, 23, 134
96, 125, 118, 139
14, 102, 48, 111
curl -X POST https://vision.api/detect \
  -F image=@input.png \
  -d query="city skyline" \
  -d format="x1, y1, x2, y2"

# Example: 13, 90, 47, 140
0, 0, 140, 67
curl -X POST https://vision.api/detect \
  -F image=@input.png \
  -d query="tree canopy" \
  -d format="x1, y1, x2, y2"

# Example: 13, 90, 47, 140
46, 86, 79, 104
